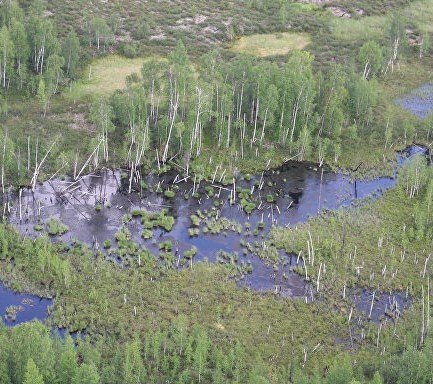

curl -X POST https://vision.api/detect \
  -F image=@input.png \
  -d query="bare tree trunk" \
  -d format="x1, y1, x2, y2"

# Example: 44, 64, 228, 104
162, 93, 179, 163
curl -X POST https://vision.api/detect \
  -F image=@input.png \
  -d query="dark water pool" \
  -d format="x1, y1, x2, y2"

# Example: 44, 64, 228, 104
0, 283, 52, 326
352, 289, 411, 323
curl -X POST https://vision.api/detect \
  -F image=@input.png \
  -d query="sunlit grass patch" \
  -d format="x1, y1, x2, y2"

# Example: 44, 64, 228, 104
66, 55, 164, 100
230, 32, 311, 57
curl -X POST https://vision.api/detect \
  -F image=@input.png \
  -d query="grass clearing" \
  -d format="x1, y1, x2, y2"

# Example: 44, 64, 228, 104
66, 55, 158, 100
230, 32, 311, 57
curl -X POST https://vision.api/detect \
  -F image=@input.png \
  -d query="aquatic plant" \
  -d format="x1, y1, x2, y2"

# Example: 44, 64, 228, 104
46, 218, 69, 236
184, 246, 198, 259
266, 194, 275, 203
115, 226, 131, 242
141, 229, 153, 239
164, 189, 175, 199
159, 240, 173, 252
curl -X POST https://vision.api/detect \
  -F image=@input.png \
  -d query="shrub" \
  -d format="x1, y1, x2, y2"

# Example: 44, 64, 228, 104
46, 218, 69, 236
164, 189, 175, 199
266, 194, 275, 203
141, 229, 153, 239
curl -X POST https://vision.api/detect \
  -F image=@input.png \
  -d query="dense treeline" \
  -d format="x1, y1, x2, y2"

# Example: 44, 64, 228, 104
0, 0, 117, 93
1, 319, 433, 383
0, 0, 115, 187
0, 0, 117, 100
0, 0, 79, 95
0, 321, 257, 384
105, 42, 381, 172
98, 35, 429, 177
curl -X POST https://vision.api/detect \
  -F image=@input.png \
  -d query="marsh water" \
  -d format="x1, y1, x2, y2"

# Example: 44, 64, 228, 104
0, 283, 52, 326
395, 83, 433, 119
1, 145, 428, 325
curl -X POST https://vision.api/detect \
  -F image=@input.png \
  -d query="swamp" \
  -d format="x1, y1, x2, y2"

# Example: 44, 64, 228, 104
0, 0, 432, 383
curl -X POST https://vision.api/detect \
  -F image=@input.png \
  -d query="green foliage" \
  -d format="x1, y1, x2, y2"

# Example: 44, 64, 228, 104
123, 339, 145, 384
137, 209, 175, 232
266, 194, 275, 203
62, 29, 80, 78
72, 363, 100, 384
45, 218, 69, 236
164, 189, 175, 199
115, 226, 131, 243
325, 356, 353, 384
241, 198, 256, 214
184, 246, 198, 259
58, 336, 78, 384
159, 240, 173, 252
88, 17, 113, 51
23, 359, 44, 384
358, 41, 384, 79
141, 229, 153, 240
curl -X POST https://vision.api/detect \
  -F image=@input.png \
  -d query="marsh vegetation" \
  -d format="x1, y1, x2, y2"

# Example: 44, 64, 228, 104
0, 0, 432, 383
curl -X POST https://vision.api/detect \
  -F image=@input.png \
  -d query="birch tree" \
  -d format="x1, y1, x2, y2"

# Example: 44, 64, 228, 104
62, 29, 80, 78
29, 14, 60, 75
10, 17, 29, 88
316, 64, 347, 142
90, 98, 115, 163
0, 0, 24, 26
0, 25, 14, 88
358, 41, 384, 79
45, 53, 64, 95
89, 17, 112, 51
37, 77, 48, 116
386, 13, 405, 73
280, 51, 315, 147
348, 75, 378, 129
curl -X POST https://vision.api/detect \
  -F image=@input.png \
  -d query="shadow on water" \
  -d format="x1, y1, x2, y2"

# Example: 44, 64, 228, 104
2, 145, 429, 326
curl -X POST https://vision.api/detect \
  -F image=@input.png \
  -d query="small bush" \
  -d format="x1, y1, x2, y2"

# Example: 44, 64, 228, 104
164, 190, 175, 199
46, 218, 69, 236
266, 194, 275, 203
141, 229, 153, 239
